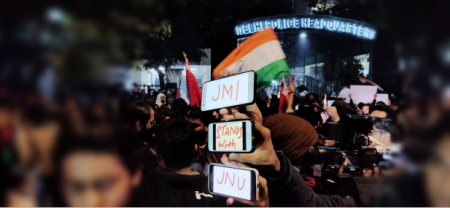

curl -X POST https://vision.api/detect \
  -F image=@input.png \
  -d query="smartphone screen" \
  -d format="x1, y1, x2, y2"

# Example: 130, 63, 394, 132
209, 164, 258, 201
201, 71, 255, 111
327, 100, 335, 108
208, 120, 253, 153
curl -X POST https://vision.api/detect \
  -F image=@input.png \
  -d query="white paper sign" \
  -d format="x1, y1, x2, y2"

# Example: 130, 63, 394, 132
350, 85, 377, 104
215, 121, 243, 151
377, 94, 390, 106
337, 87, 351, 103
203, 72, 251, 111
213, 166, 251, 200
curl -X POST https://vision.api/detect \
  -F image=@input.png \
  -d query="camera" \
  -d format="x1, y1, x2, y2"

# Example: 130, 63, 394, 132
303, 114, 380, 197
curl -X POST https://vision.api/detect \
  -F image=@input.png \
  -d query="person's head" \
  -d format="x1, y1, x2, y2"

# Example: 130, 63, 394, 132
125, 100, 155, 132
155, 93, 166, 106
155, 119, 197, 171
188, 108, 214, 132
370, 118, 399, 145
295, 107, 322, 130
305, 99, 318, 107
357, 102, 365, 110
376, 101, 386, 106
425, 133, 450, 207
55, 132, 143, 207
188, 108, 217, 147
172, 99, 189, 119
362, 104, 371, 115
155, 106, 171, 122
263, 114, 318, 166
332, 100, 353, 115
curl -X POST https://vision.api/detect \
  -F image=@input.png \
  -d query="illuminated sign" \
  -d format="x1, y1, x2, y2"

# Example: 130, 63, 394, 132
235, 15, 376, 40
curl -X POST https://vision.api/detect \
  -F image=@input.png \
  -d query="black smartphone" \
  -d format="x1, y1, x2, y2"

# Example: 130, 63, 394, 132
208, 163, 259, 201
208, 120, 254, 153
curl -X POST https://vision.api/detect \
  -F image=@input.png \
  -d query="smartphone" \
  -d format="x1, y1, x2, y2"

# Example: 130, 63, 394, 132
201, 71, 256, 111
208, 120, 254, 153
208, 163, 259, 201
327, 98, 336, 108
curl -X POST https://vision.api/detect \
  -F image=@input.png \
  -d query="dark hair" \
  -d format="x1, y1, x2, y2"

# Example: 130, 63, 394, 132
155, 119, 196, 170
295, 106, 322, 128
357, 102, 365, 110
332, 100, 353, 115
155, 106, 171, 123
172, 99, 189, 119
188, 107, 216, 126
125, 100, 151, 130
54, 130, 143, 176
376, 101, 386, 106
373, 118, 399, 142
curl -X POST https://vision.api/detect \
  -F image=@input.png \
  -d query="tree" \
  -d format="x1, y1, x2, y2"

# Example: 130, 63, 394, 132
142, 2, 207, 89
323, 56, 364, 92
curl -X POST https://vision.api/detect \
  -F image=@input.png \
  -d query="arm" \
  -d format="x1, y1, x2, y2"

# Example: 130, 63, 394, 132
349, 94, 357, 109
286, 76, 295, 113
370, 94, 377, 113
267, 152, 352, 207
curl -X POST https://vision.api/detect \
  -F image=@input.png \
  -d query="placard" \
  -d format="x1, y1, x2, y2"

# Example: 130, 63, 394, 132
377, 94, 390, 106
337, 87, 351, 103
215, 121, 243, 151
213, 166, 251, 200
350, 85, 377, 104
203, 72, 251, 110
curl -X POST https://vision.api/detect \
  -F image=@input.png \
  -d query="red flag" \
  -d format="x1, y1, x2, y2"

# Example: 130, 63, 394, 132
186, 69, 202, 107
182, 52, 202, 107
278, 78, 288, 114
357, 75, 384, 91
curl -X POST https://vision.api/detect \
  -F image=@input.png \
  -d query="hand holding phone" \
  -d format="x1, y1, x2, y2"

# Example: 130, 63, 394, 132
219, 107, 281, 175
208, 163, 268, 206
208, 120, 254, 153
201, 71, 256, 111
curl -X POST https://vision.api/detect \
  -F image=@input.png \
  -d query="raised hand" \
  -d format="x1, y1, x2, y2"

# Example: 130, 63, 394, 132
222, 157, 270, 207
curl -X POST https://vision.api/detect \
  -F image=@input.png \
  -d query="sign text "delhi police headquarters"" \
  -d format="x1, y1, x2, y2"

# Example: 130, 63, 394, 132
235, 17, 376, 40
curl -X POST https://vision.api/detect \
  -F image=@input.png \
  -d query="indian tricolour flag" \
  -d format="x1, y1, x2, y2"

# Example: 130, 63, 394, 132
213, 28, 290, 92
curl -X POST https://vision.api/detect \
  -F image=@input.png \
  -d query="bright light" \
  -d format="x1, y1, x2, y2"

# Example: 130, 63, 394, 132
47, 8, 63, 22
300, 33, 307, 38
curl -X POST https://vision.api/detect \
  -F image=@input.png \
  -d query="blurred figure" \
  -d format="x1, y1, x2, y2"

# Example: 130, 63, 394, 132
362, 104, 371, 115
171, 99, 189, 119
54, 132, 143, 207
125, 100, 155, 133
368, 118, 400, 153
146, 119, 235, 206
424, 134, 450, 207
155, 93, 166, 107
188, 108, 218, 174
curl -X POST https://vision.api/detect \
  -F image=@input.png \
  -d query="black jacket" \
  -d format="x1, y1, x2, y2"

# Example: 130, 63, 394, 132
136, 168, 243, 207
267, 152, 353, 207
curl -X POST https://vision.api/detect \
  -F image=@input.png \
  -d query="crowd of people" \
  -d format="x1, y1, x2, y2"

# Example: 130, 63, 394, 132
0, 78, 449, 207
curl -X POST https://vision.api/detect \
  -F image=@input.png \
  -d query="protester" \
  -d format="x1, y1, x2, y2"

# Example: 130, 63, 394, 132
125, 100, 155, 132
219, 105, 354, 206
54, 131, 143, 207
155, 93, 166, 107
171, 98, 189, 119
146, 118, 267, 206
368, 118, 399, 153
